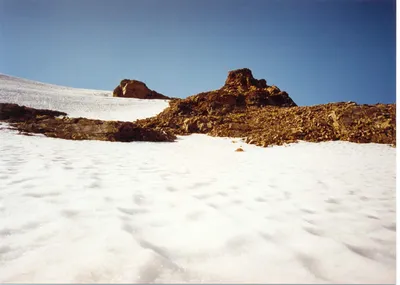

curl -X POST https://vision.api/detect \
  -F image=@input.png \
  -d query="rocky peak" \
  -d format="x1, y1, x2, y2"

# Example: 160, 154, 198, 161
223, 68, 267, 90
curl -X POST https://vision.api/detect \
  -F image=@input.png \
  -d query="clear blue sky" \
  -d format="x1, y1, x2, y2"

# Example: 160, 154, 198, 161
0, 0, 396, 106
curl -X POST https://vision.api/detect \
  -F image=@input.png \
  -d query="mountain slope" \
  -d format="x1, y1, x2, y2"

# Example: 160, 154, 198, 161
0, 74, 169, 121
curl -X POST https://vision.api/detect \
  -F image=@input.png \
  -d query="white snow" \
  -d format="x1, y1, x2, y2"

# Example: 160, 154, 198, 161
0, 74, 169, 121
0, 75, 396, 283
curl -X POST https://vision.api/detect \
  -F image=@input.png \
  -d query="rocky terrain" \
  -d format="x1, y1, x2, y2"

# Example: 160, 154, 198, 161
113, 79, 170, 100
0, 68, 396, 147
0, 103, 176, 142
136, 69, 396, 147
0, 103, 67, 122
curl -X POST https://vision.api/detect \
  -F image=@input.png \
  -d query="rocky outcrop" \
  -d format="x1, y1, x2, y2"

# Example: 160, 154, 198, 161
0, 103, 67, 122
113, 79, 170, 100
0, 103, 176, 142
221, 68, 295, 107
224, 68, 267, 89
1, 67, 396, 147
153, 68, 295, 118
137, 101, 395, 147
136, 68, 297, 134
135, 68, 395, 147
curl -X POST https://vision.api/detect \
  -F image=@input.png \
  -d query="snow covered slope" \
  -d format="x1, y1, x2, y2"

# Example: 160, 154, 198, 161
0, 74, 169, 121
0, 75, 396, 283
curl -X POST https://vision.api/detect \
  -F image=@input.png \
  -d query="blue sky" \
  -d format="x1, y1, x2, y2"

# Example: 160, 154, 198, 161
0, 0, 396, 106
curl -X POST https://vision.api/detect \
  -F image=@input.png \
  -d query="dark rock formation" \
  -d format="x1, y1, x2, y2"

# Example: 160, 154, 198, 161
0, 103, 176, 142
0, 103, 67, 122
113, 79, 170, 100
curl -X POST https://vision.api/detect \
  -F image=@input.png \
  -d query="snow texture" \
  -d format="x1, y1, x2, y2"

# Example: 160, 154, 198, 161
0, 75, 396, 283
0, 74, 169, 121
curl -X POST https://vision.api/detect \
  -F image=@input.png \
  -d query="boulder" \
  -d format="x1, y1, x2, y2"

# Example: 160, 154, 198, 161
113, 79, 170, 100
224, 68, 267, 89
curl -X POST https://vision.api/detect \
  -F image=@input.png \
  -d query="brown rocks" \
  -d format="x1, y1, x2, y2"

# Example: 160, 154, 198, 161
136, 68, 297, 135
144, 68, 296, 123
138, 101, 396, 147
0, 103, 67, 122
133, 67, 395, 147
134, 69, 395, 147
183, 117, 213, 133
0, 103, 176, 143
224, 68, 268, 89
113, 79, 170, 100
235, 147, 244, 152
222, 68, 296, 107
17, 117, 176, 142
